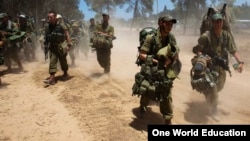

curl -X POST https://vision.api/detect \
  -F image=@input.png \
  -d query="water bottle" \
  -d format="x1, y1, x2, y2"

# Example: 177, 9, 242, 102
230, 56, 239, 70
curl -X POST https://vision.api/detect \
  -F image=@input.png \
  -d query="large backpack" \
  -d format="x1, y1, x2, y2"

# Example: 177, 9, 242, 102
200, 4, 232, 35
135, 27, 157, 66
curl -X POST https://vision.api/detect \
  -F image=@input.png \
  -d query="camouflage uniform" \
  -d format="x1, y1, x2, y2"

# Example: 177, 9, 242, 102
44, 21, 69, 75
139, 26, 179, 123
195, 13, 238, 111
0, 13, 23, 72
69, 21, 85, 65
88, 18, 96, 45
93, 14, 114, 73
18, 15, 37, 61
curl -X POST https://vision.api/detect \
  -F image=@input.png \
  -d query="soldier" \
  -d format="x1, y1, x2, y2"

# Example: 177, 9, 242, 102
88, 18, 96, 47
92, 14, 115, 74
38, 18, 48, 59
68, 21, 81, 66
0, 13, 24, 73
43, 11, 72, 85
136, 15, 181, 124
193, 13, 244, 114
18, 14, 37, 61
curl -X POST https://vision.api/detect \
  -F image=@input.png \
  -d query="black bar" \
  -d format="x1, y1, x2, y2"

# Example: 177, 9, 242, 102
148, 125, 249, 139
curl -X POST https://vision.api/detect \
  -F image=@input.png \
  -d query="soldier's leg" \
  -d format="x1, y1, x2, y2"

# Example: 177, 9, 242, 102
49, 51, 58, 74
205, 86, 218, 115
96, 49, 104, 68
139, 95, 150, 114
68, 48, 75, 66
44, 51, 58, 84
3, 50, 12, 71
10, 48, 23, 71
160, 90, 173, 124
23, 46, 31, 61
216, 69, 226, 92
58, 54, 69, 77
102, 49, 111, 73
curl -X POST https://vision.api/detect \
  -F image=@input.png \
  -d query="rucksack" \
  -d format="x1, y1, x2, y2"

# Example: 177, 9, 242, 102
135, 27, 157, 66
200, 4, 232, 36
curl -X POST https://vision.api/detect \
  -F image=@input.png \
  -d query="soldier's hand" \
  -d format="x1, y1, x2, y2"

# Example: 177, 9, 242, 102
67, 43, 72, 51
237, 62, 244, 73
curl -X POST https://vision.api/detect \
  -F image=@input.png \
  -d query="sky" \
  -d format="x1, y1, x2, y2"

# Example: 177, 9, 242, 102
79, 0, 249, 21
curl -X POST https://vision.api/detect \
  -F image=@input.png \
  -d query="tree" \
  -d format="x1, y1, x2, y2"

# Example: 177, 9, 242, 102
0, 0, 84, 29
171, 0, 206, 34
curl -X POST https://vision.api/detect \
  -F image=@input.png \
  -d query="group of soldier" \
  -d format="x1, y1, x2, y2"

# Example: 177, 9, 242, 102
132, 5, 244, 125
0, 11, 95, 86
0, 5, 245, 125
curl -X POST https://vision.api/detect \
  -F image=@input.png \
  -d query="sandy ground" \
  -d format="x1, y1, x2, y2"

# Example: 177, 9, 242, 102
0, 28, 250, 141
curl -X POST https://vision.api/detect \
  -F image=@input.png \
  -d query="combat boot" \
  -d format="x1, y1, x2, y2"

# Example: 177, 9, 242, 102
43, 77, 56, 85
139, 106, 147, 114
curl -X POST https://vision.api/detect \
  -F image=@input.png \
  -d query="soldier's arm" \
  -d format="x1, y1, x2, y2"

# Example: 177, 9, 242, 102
139, 35, 158, 64
64, 29, 72, 48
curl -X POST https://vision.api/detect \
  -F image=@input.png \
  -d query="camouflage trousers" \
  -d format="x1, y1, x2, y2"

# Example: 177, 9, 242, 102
96, 48, 111, 72
3, 45, 23, 70
48, 43, 68, 74
204, 67, 226, 108
140, 88, 173, 121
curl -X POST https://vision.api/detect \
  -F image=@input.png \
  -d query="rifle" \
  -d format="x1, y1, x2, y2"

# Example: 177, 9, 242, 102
213, 55, 232, 77
44, 43, 50, 61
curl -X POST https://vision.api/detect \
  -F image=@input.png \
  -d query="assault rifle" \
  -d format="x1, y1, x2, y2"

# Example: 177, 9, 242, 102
44, 43, 50, 61
213, 55, 232, 77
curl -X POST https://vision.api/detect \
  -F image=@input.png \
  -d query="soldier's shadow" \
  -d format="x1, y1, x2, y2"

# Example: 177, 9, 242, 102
184, 101, 211, 124
89, 72, 105, 78
0, 68, 28, 75
129, 107, 164, 132
56, 75, 74, 82
0, 82, 10, 89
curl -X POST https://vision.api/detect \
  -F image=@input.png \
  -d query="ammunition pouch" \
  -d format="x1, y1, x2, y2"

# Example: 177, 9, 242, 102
132, 56, 173, 101
49, 32, 65, 43
58, 41, 68, 56
190, 55, 218, 93
190, 69, 218, 93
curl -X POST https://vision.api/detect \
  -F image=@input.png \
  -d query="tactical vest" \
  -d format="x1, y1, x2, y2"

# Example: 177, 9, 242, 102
45, 22, 65, 43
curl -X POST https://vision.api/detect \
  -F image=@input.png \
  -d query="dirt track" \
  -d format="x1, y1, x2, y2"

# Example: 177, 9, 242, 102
0, 29, 250, 141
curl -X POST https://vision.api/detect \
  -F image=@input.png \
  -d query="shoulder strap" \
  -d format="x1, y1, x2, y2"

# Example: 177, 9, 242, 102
205, 31, 211, 45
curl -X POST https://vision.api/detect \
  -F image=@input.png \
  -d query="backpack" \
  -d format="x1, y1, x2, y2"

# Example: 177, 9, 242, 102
200, 4, 232, 36
135, 27, 157, 66
92, 25, 114, 49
